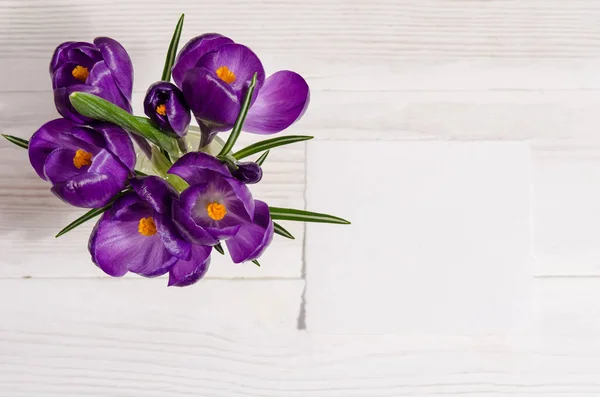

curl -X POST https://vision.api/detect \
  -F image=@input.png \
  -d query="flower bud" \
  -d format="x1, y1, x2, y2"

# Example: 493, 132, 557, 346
232, 161, 263, 184
144, 81, 191, 137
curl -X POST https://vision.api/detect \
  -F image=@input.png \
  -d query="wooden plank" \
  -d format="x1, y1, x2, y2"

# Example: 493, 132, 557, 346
305, 90, 600, 141
3, 278, 600, 396
2, 0, 599, 61
532, 145, 600, 276
6, 58, 600, 94
2, 0, 600, 93
0, 278, 304, 329
7, 90, 600, 143
305, 141, 532, 334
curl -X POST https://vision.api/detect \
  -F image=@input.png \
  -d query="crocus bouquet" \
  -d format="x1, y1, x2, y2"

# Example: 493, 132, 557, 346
2, 15, 349, 287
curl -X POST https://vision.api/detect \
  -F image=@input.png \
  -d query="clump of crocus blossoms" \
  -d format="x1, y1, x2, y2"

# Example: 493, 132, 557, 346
2, 15, 349, 287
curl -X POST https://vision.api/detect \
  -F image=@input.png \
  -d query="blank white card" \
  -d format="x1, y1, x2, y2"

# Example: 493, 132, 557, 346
305, 141, 532, 335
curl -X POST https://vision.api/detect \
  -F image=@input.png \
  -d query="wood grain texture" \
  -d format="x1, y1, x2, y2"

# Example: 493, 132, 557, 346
0, 277, 599, 395
2, 0, 600, 394
2, 0, 600, 61
3, 0, 600, 94
0, 278, 304, 328
3, 277, 600, 397
7, 90, 600, 143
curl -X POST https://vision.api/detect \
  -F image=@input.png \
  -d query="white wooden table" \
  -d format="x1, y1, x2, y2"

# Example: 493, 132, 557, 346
2, 1, 600, 395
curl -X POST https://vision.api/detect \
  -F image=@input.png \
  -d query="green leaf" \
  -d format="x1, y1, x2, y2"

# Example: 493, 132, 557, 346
252, 259, 261, 267
55, 190, 130, 238
218, 73, 258, 156
255, 150, 269, 166
161, 14, 185, 82
69, 92, 180, 158
214, 243, 225, 255
135, 170, 148, 177
273, 222, 295, 239
2, 134, 28, 149
56, 189, 132, 237
56, 206, 107, 238
269, 207, 351, 225
233, 135, 313, 160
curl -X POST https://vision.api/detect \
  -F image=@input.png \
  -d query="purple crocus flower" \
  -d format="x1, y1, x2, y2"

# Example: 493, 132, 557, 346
28, 118, 135, 208
50, 37, 133, 124
168, 152, 274, 262
89, 176, 213, 287
143, 81, 191, 137
172, 34, 310, 140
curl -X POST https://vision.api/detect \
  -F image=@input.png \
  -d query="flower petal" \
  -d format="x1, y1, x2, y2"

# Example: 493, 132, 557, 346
67, 44, 103, 69
179, 178, 245, 240
50, 150, 128, 209
172, 196, 219, 246
94, 37, 134, 101
172, 34, 234, 88
112, 198, 152, 222
87, 149, 129, 182
89, 197, 176, 277
29, 118, 80, 179
205, 225, 242, 241
87, 60, 131, 112
50, 41, 95, 75
94, 123, 136, 170
155, 212, 192, 261
69, 126, 106, 150
43, 148, 82, 183
226, 200, 274, 263
182, 67, 240, 131
165, 88, 191, 136
168, 244, 212, 287
50, 41, 76, 75
223, 177, 255, 222
195, 43, 265, 95
130, 176, 177, 214
244, 71, 310, 134
51, 171, 124, 208
53, 84, 110, 124
52, 61, 84, 89
168, 152, 231, 184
